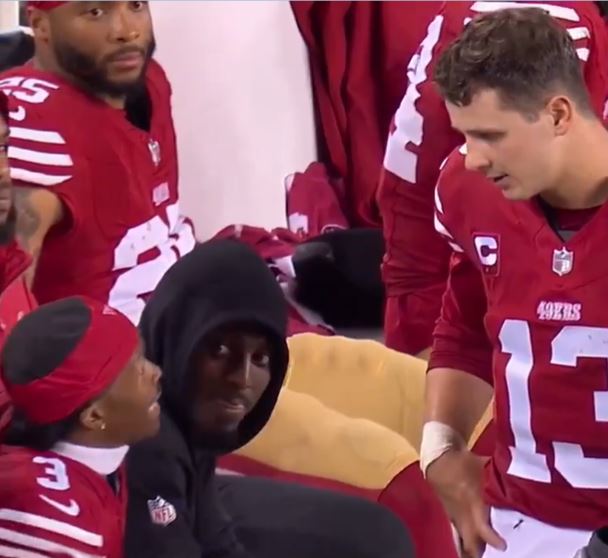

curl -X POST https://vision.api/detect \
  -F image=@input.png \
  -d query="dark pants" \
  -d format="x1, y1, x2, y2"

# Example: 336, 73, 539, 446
216, 475, 414, 558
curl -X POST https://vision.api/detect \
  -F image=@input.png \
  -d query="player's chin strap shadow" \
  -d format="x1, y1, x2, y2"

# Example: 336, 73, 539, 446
0, 29, 34, 73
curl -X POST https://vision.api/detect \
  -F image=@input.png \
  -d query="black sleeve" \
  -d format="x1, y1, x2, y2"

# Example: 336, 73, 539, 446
124, 440, 250, 558
196, 463, 251, 558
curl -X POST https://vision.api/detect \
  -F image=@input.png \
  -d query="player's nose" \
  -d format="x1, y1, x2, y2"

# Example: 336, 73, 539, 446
108, 5, 141, 42
464, 145, 491, 174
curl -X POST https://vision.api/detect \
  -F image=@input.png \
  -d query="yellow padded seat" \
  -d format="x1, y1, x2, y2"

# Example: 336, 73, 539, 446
284, 333, 427, 450
237, 388, 418, 489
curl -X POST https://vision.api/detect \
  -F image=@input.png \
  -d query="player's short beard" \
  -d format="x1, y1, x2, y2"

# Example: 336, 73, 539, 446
52, 37, 156, 100
0, 204, 17, 246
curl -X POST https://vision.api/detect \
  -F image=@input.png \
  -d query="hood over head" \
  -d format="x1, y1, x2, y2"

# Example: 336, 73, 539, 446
140, 239, 289, 453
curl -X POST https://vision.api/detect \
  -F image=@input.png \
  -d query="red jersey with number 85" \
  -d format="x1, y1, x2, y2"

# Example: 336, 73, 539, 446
0, 60, 196, 324
430, 147, 608, 529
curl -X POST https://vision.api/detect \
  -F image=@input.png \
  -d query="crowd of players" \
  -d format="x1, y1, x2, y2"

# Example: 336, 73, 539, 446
0, 3, 417, 558
0, 1, 608, 558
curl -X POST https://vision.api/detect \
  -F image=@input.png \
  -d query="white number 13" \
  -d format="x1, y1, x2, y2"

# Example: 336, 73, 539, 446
500, 320, 608, 489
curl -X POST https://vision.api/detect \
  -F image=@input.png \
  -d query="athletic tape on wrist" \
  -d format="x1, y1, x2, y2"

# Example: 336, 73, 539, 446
419, 421, 465, 477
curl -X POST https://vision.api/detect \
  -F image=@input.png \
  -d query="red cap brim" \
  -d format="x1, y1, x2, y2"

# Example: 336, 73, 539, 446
27, 2, 68, 11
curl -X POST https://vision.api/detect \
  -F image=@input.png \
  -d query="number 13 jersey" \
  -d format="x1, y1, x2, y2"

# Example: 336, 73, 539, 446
430, 147, 608, 530
0, 60, 196, 324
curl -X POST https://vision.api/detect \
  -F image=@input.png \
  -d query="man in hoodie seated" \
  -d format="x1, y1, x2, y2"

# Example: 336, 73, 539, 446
126, 239, 414, 558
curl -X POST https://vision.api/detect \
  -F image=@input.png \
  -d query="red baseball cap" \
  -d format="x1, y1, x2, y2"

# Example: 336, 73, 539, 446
27, 2, 68, 10
2, 297, 139, 425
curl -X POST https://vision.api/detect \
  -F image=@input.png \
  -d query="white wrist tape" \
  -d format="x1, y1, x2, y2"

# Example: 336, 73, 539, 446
419, 421, 465, 477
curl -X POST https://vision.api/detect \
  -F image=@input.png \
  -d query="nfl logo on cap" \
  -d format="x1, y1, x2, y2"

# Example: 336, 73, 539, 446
147, 496, 177, 526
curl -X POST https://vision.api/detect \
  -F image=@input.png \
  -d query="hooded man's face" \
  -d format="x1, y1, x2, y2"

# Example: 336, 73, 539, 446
188, 325, 272, 435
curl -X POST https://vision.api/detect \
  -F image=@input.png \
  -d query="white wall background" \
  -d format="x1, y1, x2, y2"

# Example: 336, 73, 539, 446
0, 1, 19, 31
150, 1, 317, 239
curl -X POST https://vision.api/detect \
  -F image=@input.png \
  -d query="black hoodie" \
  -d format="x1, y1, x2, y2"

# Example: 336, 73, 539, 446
125, 240, 289, 558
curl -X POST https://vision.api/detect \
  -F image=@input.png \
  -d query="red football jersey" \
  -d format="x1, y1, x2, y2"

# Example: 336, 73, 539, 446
0, 60, 196, 324
379, 1, 608, 355
430, 146, 608, 529
0, 240, 35, 433
0, 445, 127, 557
0, 240, 35, 340
291, 1, 439, 227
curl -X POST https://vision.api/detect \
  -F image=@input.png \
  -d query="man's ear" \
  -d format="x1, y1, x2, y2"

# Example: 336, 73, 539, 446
79, 402, 107, 433
28, 10, 52, 43
546, 95, 573, 137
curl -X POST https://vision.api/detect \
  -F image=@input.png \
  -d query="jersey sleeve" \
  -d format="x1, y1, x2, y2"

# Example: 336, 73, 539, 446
4, 94, 77, 188
429, 251, 493, 384
1, 76, 87, 219
0, 464, 109, 558
377, 9, 463, 355
428, 152, 493, 384
574, 6, 608, 119
125, 431, 250, 558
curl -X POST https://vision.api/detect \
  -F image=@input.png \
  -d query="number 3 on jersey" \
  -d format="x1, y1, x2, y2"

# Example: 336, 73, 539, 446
500, 320, 608, 489
34, 457, 70, 491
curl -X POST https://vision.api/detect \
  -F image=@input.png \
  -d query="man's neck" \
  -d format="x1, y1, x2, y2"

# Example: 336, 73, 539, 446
541, 120, 608, 209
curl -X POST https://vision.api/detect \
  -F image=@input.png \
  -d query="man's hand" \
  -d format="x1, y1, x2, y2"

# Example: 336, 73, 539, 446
426, 448, 506, 558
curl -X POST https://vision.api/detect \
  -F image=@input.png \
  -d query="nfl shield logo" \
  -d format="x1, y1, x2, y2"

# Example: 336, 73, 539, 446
147, 496, 176, 526
148, 139, 161, 167
552, 247, 574, 276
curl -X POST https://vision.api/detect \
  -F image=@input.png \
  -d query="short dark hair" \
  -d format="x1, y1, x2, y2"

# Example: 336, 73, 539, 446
3, 407, 82, 451
434, 7, 593, 117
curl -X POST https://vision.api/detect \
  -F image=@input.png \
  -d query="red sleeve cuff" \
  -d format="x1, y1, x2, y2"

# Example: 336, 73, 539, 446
429, 333, 493, 385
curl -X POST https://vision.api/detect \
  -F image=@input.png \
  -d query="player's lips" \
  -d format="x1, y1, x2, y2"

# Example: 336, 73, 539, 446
490, 174, 510, 188
215, 397, 248, 420
148, 389, 161, 415
107, 50, 144, 71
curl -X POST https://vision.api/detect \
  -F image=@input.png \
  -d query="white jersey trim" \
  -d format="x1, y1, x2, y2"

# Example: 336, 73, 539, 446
0, 509, 103, 548
10, 167, 72, 187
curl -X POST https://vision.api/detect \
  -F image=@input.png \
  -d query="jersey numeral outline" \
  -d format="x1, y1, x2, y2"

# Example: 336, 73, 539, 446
33, 456, 70, 491
500, 319, 608, 489
383, 15, 443, 183
109, 201, 196, 324
0, 76, 58, 121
